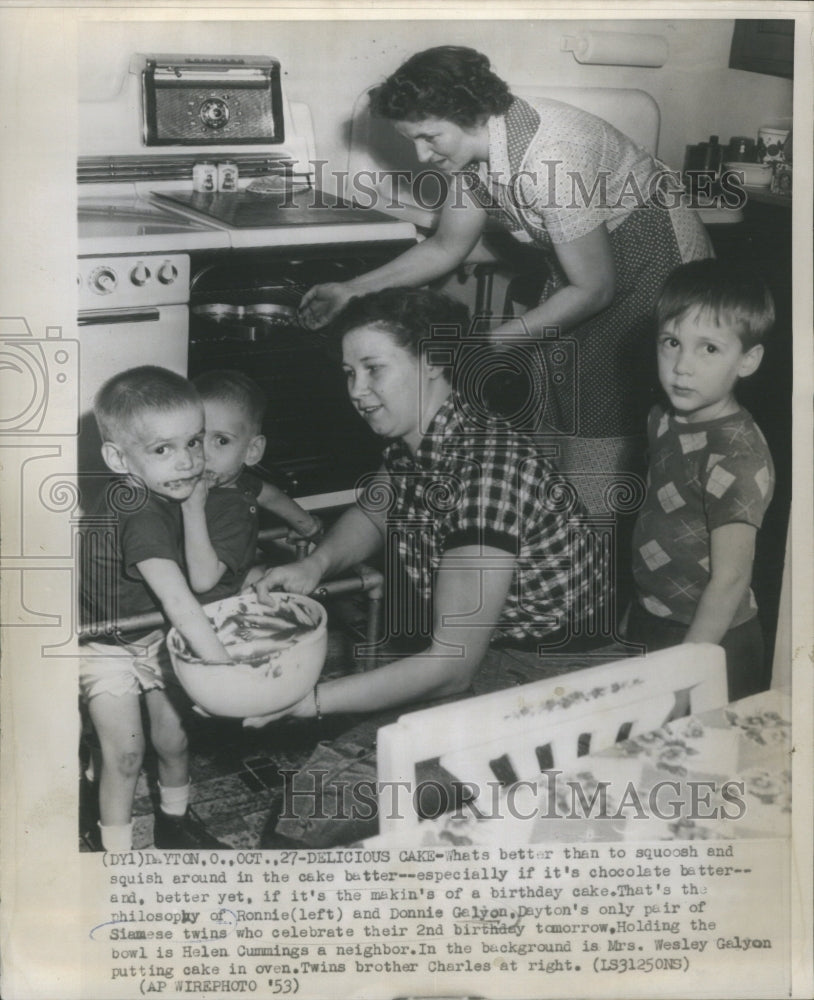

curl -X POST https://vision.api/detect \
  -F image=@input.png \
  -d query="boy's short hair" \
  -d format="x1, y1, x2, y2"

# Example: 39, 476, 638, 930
94, 366, 200, 443
656, 260, 775, 350
192, 370, 267, 433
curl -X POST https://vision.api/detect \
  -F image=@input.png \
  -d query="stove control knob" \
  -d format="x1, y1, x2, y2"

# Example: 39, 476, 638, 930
90, 266, 118, 295
157, 261, 178, 285
130, 262, 151, 287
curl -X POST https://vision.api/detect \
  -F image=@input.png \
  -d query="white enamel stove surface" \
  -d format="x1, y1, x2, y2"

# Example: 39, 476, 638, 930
78, 187, 232, 257
78, 56, 415, 256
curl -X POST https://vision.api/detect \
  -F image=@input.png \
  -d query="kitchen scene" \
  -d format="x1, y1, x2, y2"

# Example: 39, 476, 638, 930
76, 18, 795, 852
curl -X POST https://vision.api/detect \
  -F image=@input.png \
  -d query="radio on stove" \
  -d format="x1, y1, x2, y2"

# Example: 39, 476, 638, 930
141, 54, 285, 146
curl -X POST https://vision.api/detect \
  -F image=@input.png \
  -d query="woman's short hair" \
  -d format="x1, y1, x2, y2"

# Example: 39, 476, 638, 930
656, 260, 775, 350
94, 365, 200, 443
369, 46, 513, 127
333, 287, 470, 376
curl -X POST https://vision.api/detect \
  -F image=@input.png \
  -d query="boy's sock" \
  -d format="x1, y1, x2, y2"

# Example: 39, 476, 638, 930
158, 782, 190, 817
99, 821, 133, 852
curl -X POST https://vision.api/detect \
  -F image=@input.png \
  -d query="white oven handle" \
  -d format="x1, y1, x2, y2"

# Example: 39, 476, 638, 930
79, 308, 161, 326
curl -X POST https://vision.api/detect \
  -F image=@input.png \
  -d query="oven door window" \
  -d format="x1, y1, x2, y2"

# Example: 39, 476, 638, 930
188, 327, 382, 501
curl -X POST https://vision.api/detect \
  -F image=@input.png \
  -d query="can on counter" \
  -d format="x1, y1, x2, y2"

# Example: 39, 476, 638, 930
217, 161, 239, 192
193, 161, 217, 193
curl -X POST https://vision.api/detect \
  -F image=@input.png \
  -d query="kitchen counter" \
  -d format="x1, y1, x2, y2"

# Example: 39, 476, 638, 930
78, 193, 231, 256
741, 184, 792, 209
152, 188, 417, 251
78, 187, 417, 257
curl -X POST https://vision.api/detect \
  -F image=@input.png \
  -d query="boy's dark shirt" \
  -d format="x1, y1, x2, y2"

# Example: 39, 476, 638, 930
197, 469, 263, 604
79, 477, 186, 640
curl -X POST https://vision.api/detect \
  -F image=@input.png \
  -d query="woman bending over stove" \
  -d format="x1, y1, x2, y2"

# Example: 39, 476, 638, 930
298, 45, 713, 514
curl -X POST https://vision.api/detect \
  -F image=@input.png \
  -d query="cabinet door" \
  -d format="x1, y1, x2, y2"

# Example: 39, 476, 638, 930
729, 19, 794, 79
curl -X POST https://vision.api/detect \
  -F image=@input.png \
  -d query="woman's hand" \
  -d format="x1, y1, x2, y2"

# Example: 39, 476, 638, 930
242, 687, 317, 728
255, 555, 324, 601
298, 282, 356, 329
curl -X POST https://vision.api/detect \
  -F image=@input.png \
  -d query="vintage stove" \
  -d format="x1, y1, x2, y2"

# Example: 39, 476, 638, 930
77, 54, 416, 510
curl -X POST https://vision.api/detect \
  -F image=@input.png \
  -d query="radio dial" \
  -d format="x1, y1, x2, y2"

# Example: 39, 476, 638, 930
157, 262, 178, 285
199, 97, 230, 130
90, 266, 118, 294
130, 262, 151, 287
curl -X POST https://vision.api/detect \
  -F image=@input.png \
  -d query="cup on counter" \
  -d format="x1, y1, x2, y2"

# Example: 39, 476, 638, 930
757, 123, 790, 163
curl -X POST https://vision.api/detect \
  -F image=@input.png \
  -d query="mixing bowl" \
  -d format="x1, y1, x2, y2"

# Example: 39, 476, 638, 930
167, 593, 328, 717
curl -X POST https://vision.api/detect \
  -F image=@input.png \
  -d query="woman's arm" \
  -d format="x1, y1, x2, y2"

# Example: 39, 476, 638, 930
299, 184, 487, 328
256, 545, 515, 720
684, 522, 757, 645
180, 479, 227, 593
255, 501, 385, 600
491, 224, 616, 340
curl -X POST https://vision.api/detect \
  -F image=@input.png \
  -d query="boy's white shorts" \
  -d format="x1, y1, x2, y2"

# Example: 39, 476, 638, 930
79, 630, 176, 701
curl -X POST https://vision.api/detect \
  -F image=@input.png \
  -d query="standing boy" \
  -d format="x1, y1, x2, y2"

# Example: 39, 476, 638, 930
630, 260, 776, 700
80, 366, 229, 851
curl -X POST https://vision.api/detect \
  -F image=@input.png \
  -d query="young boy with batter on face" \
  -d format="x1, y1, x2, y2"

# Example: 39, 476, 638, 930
181, 370, 322, 601
79, 366, 230, 851
629, 260, 776, 701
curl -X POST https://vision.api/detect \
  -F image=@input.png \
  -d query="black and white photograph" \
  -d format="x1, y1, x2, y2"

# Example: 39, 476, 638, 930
1, 4, 811, 999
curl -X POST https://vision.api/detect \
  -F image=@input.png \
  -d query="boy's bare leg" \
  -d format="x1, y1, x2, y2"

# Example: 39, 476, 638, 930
144, 688, 189, 790
87, 691, 145, 826
144, 687, 226, 848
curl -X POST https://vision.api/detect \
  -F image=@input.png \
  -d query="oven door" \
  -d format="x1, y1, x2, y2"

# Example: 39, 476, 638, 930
77, 304, 188, 511
188, 314, 382, 507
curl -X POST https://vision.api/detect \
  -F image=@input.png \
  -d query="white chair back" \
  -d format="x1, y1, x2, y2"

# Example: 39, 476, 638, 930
376, 644, 727, 835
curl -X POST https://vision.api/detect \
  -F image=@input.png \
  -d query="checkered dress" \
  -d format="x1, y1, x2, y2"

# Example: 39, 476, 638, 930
370, 394, 598, 645
632, 405, 775, 626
